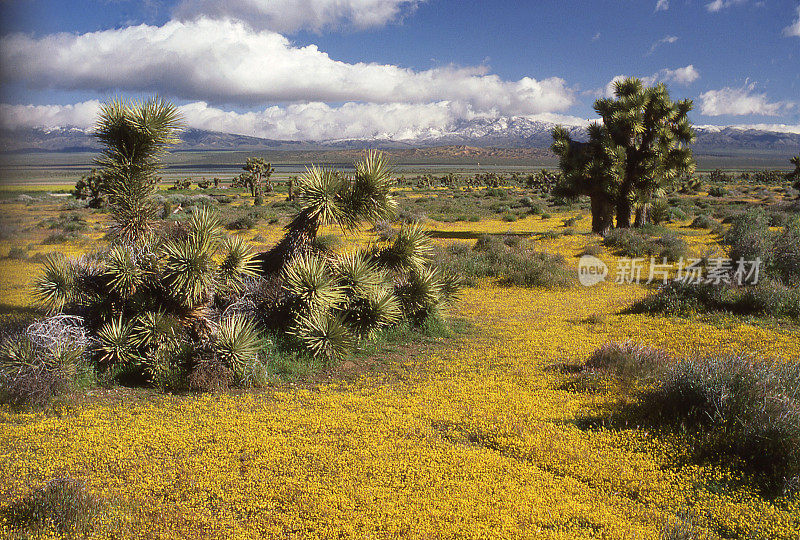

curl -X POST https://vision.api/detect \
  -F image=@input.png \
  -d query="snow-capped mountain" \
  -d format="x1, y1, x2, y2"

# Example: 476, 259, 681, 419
1, 118, 798, 155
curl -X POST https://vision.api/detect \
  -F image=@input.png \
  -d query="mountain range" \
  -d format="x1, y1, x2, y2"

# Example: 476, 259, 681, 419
1, 118, 798, 157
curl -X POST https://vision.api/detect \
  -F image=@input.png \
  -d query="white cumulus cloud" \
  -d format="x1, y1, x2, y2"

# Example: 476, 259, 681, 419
706, 0, 746, 13
0, 18, 574, 115
784, 6, 800, 37
0, 99, 590, 141
0, 101, 102, 131
173, 0, 422, 33
601, 65, 699, 97
655, 0, 669, 12
699, 85, 794, 116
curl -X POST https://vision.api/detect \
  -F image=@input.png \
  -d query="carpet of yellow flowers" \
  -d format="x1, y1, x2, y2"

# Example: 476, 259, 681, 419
1, 191, 799, 539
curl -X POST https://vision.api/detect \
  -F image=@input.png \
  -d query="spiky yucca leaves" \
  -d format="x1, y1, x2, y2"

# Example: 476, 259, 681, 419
96, 316, 136, 366
218, 236, 258, 295
130, 310, 181, 349
105, 245, 145, 298
161, 234, 217, 309
290, 310, 353, 363
261, 151, 398, 274
344, 287, 402, 338
213, 315, 263, 381
187, 206, 223, 246
283, 253, 343, 313
34, 254, 77, 314
291, 166, 348, 237
95, 98, 183, 244
396, 266, 444, 323
372, 222, 433, 273
333, 250, 385, 297
344, 150, 398, 228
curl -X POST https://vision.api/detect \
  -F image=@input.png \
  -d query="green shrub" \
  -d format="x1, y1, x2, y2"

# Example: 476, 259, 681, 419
707, 186, 727, 197
689, 214, 717, 229
432, 238, 574, 289
602, 229, 686, 261
501, 213, 517, 222
772, 218, 800, 285
650, 200, 672, 225
724, 209, 773, 267
227, 214, 257, 230
642, 354, 800, 493
6, 247, 27, 260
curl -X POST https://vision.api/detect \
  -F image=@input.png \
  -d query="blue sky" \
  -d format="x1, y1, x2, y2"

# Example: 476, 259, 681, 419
0, 0, 798, 139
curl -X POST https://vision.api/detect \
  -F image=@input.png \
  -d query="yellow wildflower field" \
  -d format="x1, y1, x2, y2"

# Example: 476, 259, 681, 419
1, 204, 799, 539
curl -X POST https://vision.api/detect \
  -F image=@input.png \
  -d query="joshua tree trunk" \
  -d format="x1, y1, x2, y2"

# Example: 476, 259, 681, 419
590, 195, 614, 235
616, 196, 632, 228
634, 205, 648, 227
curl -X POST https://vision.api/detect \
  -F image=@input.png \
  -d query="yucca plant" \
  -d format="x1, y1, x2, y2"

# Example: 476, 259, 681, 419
161, 233, 218, 309
218, 236, 258, 295
105, 245, 145, 299
96, 316, 136, 367
94, 97, 183, 244
261, 151, 399, 273
283, 252, 343, 313
290, 310, 353, 363
213, 315, 263, 381
34, 254, 76, 314
343, 286, 402, 337
396, 266, 444, 323
372, 222, 433, 273
333, 250, 385, 297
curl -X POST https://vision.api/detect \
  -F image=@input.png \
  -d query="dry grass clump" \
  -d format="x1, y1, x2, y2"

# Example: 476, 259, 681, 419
1, 476, 104, 537
585, 340, 671, 382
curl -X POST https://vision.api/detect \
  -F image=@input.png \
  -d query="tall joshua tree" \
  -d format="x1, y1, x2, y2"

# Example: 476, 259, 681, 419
94, 97, 183, 243
593, 78, 695, 228
551, 124, 621, 234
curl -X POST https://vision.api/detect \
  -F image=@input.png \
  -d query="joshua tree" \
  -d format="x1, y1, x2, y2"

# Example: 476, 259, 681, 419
94, 97, 183, 243
234, 158, 275, 200
73, 169, 108, 208
789, 155, 800, 191
259, 150, 398, 274
593, 78, 695, 228
551, 125, 620, 234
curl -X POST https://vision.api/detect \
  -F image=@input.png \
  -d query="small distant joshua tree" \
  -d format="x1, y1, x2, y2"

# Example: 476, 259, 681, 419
234, 157, 275, 203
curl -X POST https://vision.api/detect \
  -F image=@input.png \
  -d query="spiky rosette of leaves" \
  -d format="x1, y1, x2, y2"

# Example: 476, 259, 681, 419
344, 150, 398, 228
96, 316, 136, 366
213, 315, 263, 380
187, 206, 223, 246
283, 253, 343, 313
290, 310, 354, 363
438, 272, 464, 306
218, 236, 258, 294
290, 166, 348, 236
344, 286, 402, 337
34, 254, 77, 314
396, 266, 444, 323
333, 250, 385, 298
372, 222, 433, 273
105, 245, 145, 298
161, 234, 217, 308
130, 310, 181, 349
